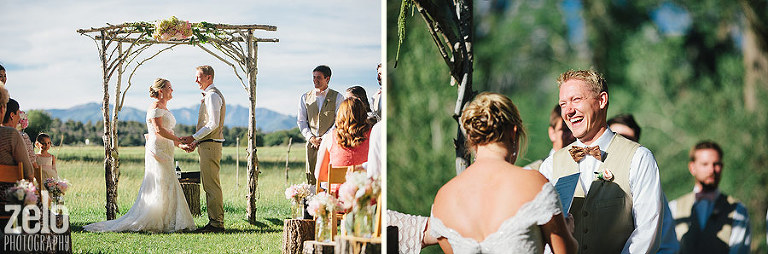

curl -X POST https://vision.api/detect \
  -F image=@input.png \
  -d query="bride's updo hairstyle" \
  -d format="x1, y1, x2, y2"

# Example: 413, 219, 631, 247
460, 92, 526, 151
149, 78, 170, 99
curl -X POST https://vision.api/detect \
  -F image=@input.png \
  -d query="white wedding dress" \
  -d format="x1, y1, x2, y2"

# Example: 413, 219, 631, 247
84, 108, 196, 233
429, 184, 562, 254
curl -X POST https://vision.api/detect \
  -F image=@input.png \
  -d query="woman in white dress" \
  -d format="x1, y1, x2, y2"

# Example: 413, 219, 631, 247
84, 78, 195, 233
429, 92, 577, 253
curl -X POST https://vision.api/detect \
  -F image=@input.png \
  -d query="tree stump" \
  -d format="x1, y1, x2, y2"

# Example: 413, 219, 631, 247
179, 182, 201, 216
336, 235, 381, 254
301, 240, 334, 254
283, 219, 315, 254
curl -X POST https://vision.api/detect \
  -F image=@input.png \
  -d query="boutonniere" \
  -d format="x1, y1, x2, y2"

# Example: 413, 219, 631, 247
594, 169, 614, 182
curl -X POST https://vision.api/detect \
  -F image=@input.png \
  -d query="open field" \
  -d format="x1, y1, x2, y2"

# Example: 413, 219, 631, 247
55, 144, 307, 253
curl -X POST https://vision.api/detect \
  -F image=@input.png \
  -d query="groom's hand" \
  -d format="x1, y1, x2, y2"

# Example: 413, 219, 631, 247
310, 136, 322, 148
179, 136, 195, 144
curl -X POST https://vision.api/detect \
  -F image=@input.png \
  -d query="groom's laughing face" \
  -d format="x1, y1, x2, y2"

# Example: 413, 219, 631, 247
196, 69, 213, 90
559, 79, 608, 143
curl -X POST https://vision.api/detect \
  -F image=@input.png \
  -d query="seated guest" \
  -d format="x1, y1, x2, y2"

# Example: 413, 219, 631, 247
430, 92, 576, 253
669, 141, 751, 254
0, 87, 34, 182
2, 98, 36, 170
345, 85, 378, 124
314, 97, 373, 185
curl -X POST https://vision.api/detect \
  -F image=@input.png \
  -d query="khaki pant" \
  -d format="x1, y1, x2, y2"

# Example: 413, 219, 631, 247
305, 142, 318, 185
198, 141, 224, 228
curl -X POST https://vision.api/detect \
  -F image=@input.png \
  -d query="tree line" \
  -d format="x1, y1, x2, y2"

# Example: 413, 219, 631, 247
21, 110, 304, 147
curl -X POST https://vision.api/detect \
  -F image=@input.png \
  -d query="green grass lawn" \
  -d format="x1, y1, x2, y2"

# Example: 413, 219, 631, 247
54, 144, 307, 253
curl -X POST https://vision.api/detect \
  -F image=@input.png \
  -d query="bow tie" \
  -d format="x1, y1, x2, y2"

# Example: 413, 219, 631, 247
315, 89, 328, 96
695, 191, 718, 202
201, 92, 206, 97
568, 146, 602, 162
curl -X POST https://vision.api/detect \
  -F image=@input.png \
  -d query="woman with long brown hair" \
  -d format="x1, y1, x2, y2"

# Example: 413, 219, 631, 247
314, 97, 373, 183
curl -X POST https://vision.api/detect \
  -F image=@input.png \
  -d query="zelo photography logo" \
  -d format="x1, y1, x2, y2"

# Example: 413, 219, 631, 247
3, 193, 71, 253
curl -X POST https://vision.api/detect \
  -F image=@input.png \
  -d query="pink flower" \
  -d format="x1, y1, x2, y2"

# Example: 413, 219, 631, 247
23, 191, 37, 206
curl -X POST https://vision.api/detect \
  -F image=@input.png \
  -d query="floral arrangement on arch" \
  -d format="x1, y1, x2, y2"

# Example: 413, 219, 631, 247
285, 183, 312, 204
338, 172, 380, 212
153, 16, 193, 41
15, 111, 28, 131
6, 179, 38, 206
306, 192, 340, 218
44, 178, 69, 198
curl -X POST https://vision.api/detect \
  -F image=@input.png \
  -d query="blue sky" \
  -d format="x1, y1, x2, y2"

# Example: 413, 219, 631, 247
0, 0, 382, 116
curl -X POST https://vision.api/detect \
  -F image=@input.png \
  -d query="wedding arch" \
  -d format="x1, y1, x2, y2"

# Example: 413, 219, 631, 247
77, 18, 278, 224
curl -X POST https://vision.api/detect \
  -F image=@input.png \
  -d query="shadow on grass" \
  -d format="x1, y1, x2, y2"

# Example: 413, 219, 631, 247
69, 222, 282, 235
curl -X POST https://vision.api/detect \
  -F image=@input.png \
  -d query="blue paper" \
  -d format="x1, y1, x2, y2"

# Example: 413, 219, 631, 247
554, 172, 580, 215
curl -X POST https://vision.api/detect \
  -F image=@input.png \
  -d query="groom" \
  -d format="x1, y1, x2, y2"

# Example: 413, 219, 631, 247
539, 70, 664, 253
180, 65, 226, 233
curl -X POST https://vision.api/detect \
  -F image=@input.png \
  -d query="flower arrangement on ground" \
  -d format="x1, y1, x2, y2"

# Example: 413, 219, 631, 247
338, 172, 381, 237
285, 183, 311, 219
153, 16, 193, 41
6, 179, 37, 206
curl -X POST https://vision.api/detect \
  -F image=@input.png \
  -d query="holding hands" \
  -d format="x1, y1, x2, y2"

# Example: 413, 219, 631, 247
177, 136, 197, 153
309, 136, 322, 149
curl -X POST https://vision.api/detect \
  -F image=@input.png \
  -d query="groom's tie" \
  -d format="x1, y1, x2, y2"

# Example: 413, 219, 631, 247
569, 146, 602, 162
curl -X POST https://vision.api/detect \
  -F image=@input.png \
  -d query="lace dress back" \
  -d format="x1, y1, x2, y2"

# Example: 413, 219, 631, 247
83, 108, 195, 233
430, 183, 562, 254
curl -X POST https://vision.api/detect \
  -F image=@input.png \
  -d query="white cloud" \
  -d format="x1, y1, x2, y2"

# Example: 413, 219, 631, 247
0, 0, 382, 115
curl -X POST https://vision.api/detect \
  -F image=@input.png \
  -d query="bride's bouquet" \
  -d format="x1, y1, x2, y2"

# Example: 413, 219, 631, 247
337, 172, 380, 237
285, 183, 312, 219
6, 179, 38, 206
153, 16, 193, 41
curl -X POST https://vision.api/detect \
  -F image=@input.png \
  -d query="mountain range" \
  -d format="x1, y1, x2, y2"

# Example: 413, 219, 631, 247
41, 103, 297, 132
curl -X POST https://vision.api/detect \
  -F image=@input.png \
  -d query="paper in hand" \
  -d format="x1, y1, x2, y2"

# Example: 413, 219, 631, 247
554, 172, 580, 215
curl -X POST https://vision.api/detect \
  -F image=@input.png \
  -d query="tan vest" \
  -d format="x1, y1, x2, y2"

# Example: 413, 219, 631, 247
672, 192, 739, 254
304, 89, 339, 136
197, 87, 226, 140
553, 134, 639, 254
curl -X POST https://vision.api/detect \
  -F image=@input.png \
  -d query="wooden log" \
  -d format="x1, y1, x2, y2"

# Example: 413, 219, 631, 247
180, 182, 201, 216
301, 240, 334, 254
335, 235, 381, 254
283, 219, 315, 254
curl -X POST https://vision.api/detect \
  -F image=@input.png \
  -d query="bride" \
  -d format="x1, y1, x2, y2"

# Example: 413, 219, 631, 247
429, 92, 577, 253
84, 78, 196, 233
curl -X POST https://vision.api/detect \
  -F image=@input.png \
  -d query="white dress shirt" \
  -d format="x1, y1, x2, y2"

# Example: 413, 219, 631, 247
297, 87, 345, 141
192, 84, 224, 141
365, 122, 382, 178
668, 188, 751, 254
539, 127, 663, 254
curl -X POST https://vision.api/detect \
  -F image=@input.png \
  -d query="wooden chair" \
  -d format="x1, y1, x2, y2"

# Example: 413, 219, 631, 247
373, 193, 382, 237
0, 162, 24, 221
314, 163, 354, 240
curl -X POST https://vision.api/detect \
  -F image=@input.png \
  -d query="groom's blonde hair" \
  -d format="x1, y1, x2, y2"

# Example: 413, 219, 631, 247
197, 65, 215, 79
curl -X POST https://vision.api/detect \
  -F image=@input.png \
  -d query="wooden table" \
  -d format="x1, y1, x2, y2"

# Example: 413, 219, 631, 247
302, 240, 335, 254
336, 235, 381, 254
